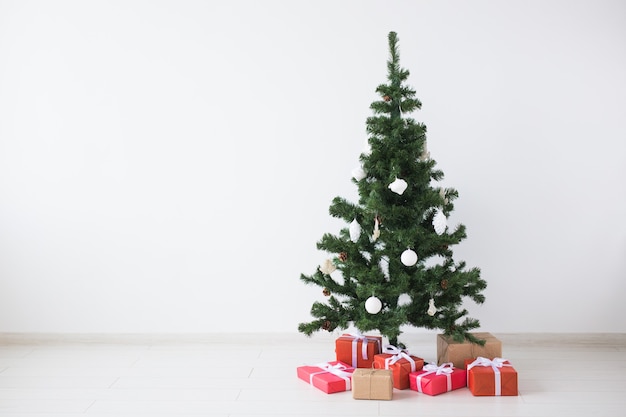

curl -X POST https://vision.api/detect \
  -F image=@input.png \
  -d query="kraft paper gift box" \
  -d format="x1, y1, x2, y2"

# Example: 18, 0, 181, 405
437, 332, 502, 369
373, 345, 424, 390
465, 357, 518, 396
335, 333, 383, 368
297, 360, 354, 394
409, 362, 466, 396
352, 368, 394, 400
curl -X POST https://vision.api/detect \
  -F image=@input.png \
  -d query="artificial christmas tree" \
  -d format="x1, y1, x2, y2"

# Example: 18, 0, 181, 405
298, 32, 487, 347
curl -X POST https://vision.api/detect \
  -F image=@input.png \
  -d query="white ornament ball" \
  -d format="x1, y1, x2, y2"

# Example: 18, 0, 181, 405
351, 166, 366, 181
401, 248, 418, 266
433, 209, 447, 235
397, 293, 412, 307
349, 219, 361, 243
365, 296, 382, 314
388, 177, 408, 195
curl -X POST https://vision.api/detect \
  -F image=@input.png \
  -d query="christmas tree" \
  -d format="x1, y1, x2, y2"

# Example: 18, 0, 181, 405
298, 32, 487, 347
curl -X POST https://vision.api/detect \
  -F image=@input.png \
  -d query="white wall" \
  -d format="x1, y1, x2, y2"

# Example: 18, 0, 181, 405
1, 0, 624, 334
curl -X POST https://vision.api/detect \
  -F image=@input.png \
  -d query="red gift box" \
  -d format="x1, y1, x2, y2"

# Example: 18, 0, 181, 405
373, 345, 424, 390
297, 360, 354, 394
409, 362, 466, 395
465, 357, 518, 396
335, 333, 383, 368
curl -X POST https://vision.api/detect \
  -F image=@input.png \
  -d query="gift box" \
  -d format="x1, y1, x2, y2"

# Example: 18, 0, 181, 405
437, 332, 502, 369
296, 360, 354, 394
335, 332, 383, 368
373, 345, 424, 390
352, 368, 394, 400
409, 362, 466, 396
465, 357, 518, 396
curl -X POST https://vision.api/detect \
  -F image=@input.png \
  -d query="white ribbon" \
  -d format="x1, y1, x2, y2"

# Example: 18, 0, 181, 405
344, 331, 380, 368
309, 362, 352, 391
415, 362, 454, 393
382, 345, 417, 372
466, 357, 510, 396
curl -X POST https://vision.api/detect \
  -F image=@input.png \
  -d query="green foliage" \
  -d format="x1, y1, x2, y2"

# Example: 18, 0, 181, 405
298, 32, 487, 347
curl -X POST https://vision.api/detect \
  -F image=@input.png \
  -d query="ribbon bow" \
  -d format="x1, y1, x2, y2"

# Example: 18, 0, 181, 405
382, 345, 417, 371
310, 362, 352, 390
467, 357, 510, 396
467, 357, 508, 370
344, 331, 379, 367
414, 362, 454, 393
422, 362, 454, 375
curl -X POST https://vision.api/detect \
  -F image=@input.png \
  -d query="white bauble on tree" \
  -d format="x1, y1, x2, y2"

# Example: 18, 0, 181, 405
401, 248, 418, 266
349, 219, 361, 243
352, 166, 366, 181
365, 296, 382, 314
433, 209, 447, 235
397, 293, 412, 307
388, 177, 408, 195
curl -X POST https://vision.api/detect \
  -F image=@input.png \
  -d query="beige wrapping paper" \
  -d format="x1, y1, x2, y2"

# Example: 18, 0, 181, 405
436, 332, 502, 369
351, 368, 393, 400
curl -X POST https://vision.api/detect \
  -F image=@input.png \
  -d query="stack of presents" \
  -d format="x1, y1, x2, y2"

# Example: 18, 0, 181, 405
297, 332, 518, 399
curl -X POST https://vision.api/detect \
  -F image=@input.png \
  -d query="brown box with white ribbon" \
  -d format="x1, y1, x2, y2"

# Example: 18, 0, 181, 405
437, 332, 502, 369
352, 368, 393, 400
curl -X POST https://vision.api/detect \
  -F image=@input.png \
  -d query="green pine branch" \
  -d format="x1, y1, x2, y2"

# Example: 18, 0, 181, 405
297, 31, 487, 347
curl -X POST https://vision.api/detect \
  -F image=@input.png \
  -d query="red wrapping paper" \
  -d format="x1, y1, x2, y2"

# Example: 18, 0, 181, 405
297, 360, 354, 394
465, 357, 518, 396
373, 346, 424, 390
335, 333, 383, 368
409, 363, 466, 395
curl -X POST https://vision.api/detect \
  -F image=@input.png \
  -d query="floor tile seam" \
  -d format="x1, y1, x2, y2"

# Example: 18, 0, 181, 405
83, 398, 97, 413
0, 387, 103, 402
520, 376, 626, 380
128, 354, 144, 369
108, 377, 121, 388
234, 388, 243, 402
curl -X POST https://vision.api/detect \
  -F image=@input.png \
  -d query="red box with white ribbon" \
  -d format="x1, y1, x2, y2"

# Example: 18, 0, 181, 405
297, 360, 355, 394
465, 357, 518, 396
373, 345, 424, 390
335, 333, 383, 368
409, 362, 466, 395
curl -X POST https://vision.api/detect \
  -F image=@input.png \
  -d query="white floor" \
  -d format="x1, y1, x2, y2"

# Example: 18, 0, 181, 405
0, 332, 624, 416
